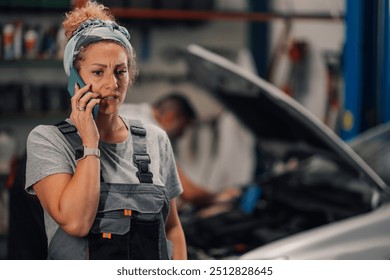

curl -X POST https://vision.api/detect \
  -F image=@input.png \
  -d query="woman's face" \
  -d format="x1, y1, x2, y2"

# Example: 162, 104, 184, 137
78, 42, 130, 116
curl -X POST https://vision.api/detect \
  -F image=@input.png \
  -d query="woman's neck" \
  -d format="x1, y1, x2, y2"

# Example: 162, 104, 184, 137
97, 114, 128, 143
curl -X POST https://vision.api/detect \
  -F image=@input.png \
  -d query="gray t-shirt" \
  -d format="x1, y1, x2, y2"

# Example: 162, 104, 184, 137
25, 115, 182, 243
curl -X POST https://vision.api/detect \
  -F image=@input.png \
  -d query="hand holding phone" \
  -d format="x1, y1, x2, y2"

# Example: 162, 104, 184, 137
67, 67, 99, 119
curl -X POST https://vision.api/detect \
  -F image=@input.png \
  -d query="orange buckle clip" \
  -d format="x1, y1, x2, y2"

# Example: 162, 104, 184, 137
102, 232, 112, 239
124, 209, 132, 216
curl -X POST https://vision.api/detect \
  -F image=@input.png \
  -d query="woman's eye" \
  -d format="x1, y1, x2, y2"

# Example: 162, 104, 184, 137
116, 69, 127, 76
92, 70, 103, 76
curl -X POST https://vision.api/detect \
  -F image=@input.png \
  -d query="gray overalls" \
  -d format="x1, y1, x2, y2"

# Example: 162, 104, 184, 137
47, 120, 172, 259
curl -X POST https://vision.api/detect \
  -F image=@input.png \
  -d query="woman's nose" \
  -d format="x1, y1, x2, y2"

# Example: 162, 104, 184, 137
105, 73, 118, 90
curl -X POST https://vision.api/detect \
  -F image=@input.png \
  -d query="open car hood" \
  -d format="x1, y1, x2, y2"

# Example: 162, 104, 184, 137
185, 44, 389, 194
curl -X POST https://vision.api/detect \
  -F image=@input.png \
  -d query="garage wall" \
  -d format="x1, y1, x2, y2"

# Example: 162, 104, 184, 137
269, 0, 345, 121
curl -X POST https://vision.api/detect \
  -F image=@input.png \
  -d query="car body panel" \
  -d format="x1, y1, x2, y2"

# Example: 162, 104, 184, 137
240, 203, 390, 260
183, 45, 390, 260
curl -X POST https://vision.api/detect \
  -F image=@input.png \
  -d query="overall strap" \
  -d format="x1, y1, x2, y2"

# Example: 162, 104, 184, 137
129, 120, 153, 184
55, 120, 105, 182
55, 120, 82, 149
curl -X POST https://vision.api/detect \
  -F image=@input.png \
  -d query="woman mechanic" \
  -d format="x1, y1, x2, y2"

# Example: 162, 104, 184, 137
25, 1, 187, 260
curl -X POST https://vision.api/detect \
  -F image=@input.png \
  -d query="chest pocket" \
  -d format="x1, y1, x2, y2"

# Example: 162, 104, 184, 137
88, 183, 170, 260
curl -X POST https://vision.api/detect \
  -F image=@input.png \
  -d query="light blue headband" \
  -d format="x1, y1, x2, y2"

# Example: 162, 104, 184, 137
63, 19, 133, 76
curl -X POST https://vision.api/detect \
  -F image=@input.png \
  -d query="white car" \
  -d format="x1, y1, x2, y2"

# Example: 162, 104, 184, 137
182, 45, 390, 260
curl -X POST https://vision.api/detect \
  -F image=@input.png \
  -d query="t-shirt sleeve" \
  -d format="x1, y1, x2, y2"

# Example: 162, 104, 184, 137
161, 133, 183, 200
25, 125, 74, 194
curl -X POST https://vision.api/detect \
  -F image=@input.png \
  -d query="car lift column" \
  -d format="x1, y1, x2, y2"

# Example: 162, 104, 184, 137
379, 0, 390, 123
342, 0, 390, 139
341, 0, 363, 140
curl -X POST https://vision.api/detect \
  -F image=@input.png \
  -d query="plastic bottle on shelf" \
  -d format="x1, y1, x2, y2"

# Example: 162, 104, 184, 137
40, 25, 58, 59
24, 25, 39, 59
3, 23, 15, 60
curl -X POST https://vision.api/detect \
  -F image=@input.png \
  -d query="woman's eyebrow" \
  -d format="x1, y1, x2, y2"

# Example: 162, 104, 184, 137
91, 63, 107, 67
91, 63, 127, 67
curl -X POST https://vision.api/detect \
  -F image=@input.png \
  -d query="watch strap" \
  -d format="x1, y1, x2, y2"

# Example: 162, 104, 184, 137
84, 147, 100, 158
76, 145, 100, 161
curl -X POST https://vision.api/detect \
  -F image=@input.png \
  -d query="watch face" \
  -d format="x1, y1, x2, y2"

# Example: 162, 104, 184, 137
75, 146, 84, 160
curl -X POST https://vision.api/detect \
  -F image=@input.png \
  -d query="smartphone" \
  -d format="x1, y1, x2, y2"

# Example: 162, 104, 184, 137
67, 67, 99, 119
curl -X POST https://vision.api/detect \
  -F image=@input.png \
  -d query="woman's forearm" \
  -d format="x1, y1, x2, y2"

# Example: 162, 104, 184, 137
168, 224, 187, 260
59, 156, 101, 235
166, 199, 187, 260
34, 156, 100, 236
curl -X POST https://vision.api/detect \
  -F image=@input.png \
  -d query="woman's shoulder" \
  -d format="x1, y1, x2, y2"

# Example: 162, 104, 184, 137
27, 123, 65, 145
121, 115, 168, 139
29, 124, 56, 137
29, 119, 74, 137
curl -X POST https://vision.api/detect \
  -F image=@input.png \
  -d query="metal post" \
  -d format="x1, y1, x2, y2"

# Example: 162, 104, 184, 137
249, 0, 269, 78
380, 0, 390, 123
341, 0, 363, 140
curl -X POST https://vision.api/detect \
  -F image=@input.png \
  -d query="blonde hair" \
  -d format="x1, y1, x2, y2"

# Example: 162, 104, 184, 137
63, 1, 138, 84
63, 1, 113, 40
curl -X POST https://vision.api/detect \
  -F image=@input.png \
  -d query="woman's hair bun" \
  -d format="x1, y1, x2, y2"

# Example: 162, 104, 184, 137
63, 1, 115, 39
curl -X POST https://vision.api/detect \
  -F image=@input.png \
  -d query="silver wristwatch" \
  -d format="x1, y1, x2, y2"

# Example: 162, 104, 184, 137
75, 145, 100, 161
